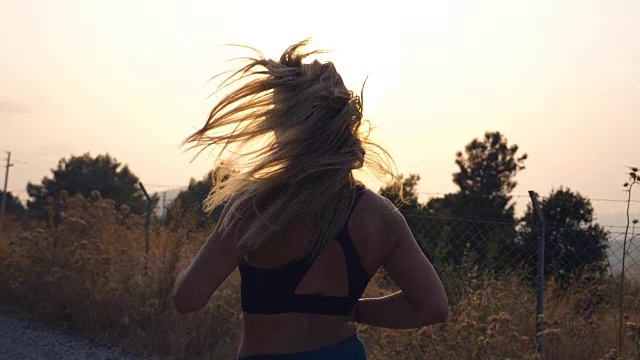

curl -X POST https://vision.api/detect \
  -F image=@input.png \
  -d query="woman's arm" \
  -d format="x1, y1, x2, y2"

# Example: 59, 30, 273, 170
173, 206, 243, 313
352, 197, 448, 328
353, 290, 447, 329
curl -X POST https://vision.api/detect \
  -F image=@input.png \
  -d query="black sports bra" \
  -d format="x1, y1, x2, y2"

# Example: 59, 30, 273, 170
238, 185, 370, 316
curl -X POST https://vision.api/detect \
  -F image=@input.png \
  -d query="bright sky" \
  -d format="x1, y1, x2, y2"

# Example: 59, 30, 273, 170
1, 0, 639, 226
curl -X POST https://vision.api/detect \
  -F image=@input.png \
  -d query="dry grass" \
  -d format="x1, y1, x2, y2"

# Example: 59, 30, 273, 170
1, 194, 639, 359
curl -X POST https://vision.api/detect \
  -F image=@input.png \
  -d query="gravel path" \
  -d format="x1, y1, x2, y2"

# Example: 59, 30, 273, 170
0, 311, 150, 360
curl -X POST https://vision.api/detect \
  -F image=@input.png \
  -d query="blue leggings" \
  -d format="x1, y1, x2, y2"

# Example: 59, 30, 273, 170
237, 335, 367, 360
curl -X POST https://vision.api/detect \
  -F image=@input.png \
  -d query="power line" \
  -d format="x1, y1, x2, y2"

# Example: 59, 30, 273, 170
602, 224, 640, 229
144, 183, 188, 189
12, 158, 54, 173
416, 192, 640, 204
14, 160, 45, 169
7, 156, 639, 204
589, 197, 640, 204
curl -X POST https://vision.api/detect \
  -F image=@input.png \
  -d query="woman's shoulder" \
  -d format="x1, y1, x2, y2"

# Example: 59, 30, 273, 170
350, 187, 403, 241
356, 187, 398, 219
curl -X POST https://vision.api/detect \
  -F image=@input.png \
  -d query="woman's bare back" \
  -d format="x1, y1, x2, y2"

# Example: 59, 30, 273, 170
238, 188, 390, 356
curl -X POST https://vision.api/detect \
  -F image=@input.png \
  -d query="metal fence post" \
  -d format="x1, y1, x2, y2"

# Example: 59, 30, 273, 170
139, 182, 152, 270
529, 191, 545, 356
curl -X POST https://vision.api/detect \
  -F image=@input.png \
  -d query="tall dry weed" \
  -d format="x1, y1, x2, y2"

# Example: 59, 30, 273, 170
1, 192, 639, 359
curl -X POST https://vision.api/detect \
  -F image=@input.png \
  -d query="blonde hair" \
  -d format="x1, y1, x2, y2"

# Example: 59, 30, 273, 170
184, 40, 399, 255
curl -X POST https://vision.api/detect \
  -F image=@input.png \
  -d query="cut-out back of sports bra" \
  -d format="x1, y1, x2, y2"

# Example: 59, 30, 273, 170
239, 185, 369, 316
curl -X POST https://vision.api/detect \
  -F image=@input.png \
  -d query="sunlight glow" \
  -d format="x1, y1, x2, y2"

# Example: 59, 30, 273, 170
1, 0, 638, 223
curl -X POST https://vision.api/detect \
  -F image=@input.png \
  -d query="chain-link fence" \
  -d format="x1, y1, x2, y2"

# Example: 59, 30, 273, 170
607, 230, 640, 279
395, 210, 640, 353
396, 213, 640, 301
401, 212, 640, 299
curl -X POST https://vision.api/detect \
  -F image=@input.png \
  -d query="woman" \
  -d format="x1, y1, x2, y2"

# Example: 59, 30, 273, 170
173, 40, 448, 360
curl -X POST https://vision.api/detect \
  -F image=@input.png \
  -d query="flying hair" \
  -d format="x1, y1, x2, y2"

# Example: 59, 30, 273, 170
184, 39, 400, 256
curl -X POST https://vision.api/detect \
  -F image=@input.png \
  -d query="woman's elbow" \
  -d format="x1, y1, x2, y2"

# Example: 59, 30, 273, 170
174, 297, 194, 314
418, 298, 449, 326
173, 294, 193, 314
433, 294, 450, 324
173, 288, 206, 314
431, 303, 449, 324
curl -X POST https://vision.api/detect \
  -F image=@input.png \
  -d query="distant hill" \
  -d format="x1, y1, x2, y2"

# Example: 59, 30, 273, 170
152, 187, 187, 218
597, 212, 637, 228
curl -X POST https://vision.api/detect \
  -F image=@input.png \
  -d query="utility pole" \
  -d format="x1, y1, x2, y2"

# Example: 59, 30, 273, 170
1, 151, 14, 232
162, 191, 167, 223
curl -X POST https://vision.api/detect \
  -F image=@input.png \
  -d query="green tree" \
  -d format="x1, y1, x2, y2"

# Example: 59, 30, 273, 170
520, 187, 609, 282
27, 153, 154, 219
424, 131, 527, 270
451, 131, 527, 220
378, 173, 422, 211
1, 191, 25, 217
168, 169, 225, 229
